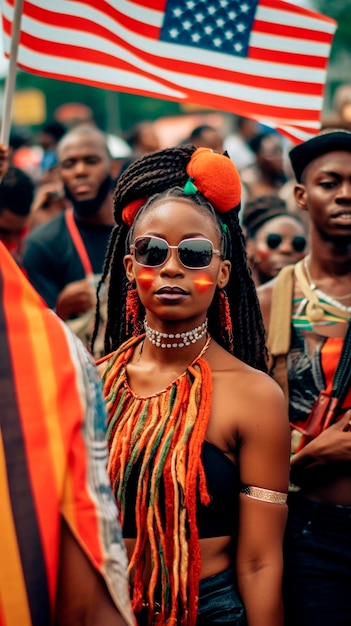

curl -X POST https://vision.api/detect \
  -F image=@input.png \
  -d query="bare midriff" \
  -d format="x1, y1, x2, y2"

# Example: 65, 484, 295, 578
124, 535, 233, 585
301, 474, 351, 506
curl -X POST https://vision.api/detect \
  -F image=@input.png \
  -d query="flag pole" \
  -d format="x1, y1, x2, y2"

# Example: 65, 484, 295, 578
0, 0, 24, 145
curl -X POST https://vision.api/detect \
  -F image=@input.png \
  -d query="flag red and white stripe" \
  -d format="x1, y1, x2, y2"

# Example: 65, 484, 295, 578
1, 0, 337, 142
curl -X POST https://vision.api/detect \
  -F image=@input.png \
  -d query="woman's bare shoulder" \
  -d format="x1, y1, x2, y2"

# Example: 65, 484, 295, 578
209, 341, 285, 404
208, 345, 289, 454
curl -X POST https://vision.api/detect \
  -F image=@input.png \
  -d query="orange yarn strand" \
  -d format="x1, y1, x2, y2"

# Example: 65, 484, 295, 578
102, 335, 213, 626
219, 289, 234, 354
125, 284, 142, 337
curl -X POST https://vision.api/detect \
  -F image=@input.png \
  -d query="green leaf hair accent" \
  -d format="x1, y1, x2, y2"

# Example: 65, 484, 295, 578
183, 177, 198, 195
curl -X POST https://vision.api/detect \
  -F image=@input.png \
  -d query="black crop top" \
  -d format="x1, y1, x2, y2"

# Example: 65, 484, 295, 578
122, 440, 240, 539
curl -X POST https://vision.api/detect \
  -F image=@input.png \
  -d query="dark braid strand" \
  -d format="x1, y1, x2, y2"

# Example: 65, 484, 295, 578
208, 209, 267, 371
91, 226, 118, 354
113, 145, 197, 224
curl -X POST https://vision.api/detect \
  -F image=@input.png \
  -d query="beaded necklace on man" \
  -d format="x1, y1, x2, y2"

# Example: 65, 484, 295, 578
304, 257, 351, 312
293, 258, 351, 330
102, 331, 212, 626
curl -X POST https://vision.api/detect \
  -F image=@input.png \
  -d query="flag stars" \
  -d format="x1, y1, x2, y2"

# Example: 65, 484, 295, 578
169, 27, 180, 39
191, 31, 202, 42
161, 0, 256, 58
172, 8, 183, 18
195, 12, 205, 22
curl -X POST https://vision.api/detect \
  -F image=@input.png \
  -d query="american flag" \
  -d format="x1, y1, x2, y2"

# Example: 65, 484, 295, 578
1, 0, 337, 142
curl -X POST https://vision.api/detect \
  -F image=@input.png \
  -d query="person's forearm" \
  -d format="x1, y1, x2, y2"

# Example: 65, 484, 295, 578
291, 433, 351, 473
289, 442, 325, 485
238, 566, 284, 626
290, 444, 316, 470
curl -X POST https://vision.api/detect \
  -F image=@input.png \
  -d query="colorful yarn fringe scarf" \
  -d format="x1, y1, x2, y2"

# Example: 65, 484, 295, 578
102, 335, 213, 626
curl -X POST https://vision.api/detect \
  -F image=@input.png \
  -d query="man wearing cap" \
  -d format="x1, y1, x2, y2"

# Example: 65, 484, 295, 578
257, 130, 351, 626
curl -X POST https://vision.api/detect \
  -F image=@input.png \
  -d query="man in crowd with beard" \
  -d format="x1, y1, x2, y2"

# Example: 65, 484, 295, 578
23, 125, 114, 354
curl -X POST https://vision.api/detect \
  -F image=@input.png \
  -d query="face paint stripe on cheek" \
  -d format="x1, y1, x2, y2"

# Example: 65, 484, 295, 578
255, 247, 271, 260
137, 268, 156, 288
193, 273, 214, 293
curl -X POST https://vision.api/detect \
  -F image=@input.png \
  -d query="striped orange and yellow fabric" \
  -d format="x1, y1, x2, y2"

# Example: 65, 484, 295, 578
0, 243, 134, 626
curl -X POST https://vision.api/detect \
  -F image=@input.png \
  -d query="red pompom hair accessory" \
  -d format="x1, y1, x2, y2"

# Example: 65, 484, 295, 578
122, 198, 147, 227
121, 148, 240, 227
185, 148, 241, 213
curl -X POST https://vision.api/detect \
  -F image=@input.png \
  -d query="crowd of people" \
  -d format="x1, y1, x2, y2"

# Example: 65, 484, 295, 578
258, 131, 351, 626
1, 99, 351, 626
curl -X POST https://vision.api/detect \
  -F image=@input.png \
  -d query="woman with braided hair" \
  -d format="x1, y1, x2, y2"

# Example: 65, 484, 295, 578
93, 145, 290, 626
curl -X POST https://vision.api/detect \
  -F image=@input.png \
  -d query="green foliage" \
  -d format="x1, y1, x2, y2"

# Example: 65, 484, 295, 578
117, 93, 181, 130
12, 71, 182, 134
310, 0, 351, 59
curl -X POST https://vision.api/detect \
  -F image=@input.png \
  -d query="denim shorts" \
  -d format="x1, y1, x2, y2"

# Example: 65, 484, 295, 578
283, 494, 351, 626
135, 568, 246, 625
196, 567, 246, 625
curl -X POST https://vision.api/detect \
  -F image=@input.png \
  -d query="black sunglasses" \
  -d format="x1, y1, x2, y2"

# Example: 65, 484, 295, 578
266, 233, 307, 253
131, 236, 221, 269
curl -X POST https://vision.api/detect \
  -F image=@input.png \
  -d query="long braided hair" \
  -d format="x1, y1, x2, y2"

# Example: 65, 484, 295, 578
92, 146, 268, 625
92, 144, 267, 370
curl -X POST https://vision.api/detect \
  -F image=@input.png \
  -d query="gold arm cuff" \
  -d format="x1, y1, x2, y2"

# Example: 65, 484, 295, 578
241, 485, 287, 505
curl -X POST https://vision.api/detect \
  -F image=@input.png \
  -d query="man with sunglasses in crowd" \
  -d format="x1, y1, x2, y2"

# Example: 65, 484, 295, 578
257, 130, 351, 626
243, 195, 308, 287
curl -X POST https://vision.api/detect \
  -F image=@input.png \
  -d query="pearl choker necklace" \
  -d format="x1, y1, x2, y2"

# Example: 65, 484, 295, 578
144, 317, 208, 348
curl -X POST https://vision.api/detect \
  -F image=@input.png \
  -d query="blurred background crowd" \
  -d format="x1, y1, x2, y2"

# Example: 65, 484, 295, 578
0, 0, 350, 354
1, 81, 351, 352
